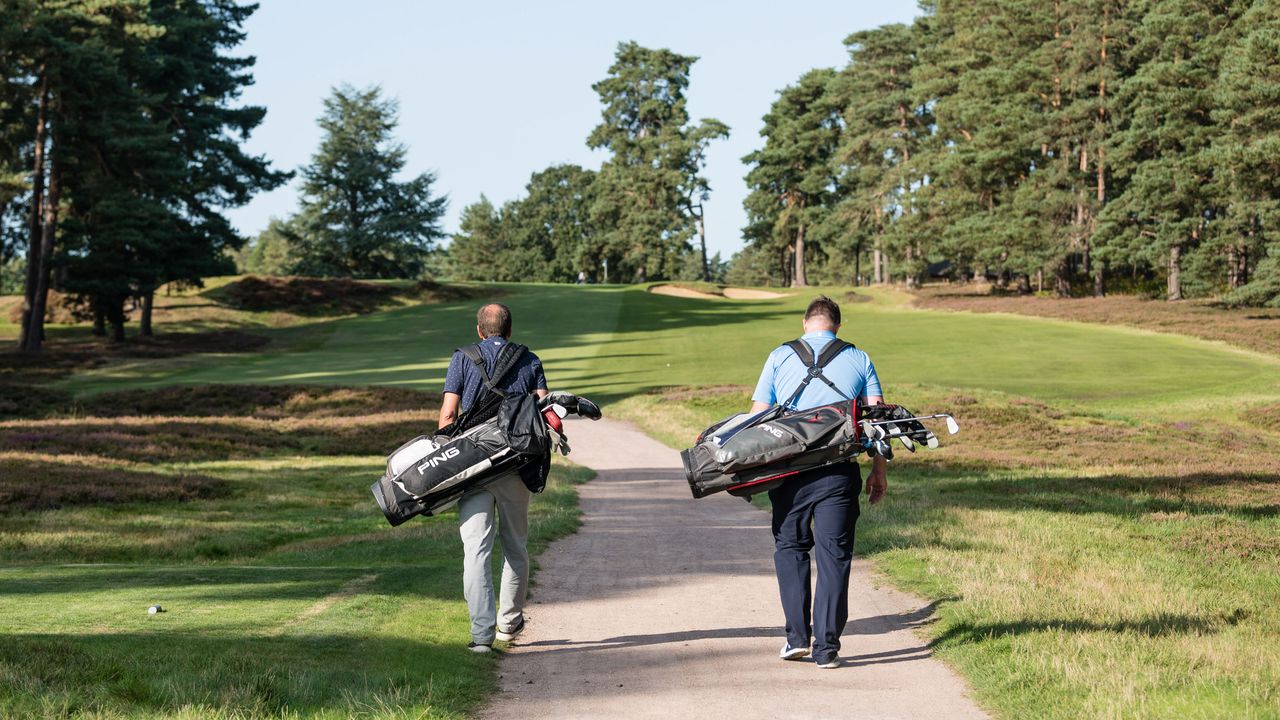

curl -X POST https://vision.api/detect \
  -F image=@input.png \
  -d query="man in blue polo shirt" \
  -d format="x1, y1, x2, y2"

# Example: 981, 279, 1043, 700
440, 303, 548, 653
748, 295, 887, 669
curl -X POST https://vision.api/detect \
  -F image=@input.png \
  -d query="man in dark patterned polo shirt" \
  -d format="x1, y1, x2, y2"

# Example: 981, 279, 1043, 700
440, 303, 548, 653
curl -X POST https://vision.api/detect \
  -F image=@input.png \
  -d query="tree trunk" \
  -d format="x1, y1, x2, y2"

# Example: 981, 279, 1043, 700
1227, 244, 1239, 289
873, 241, 884, 284
1093, 262, 1106, 297
25, 155, 60, 353
108, 301, 126, 342
1167, 245, 1182, 301
140, 291, 154, 337
18, 72, 49, 352
793, 223, 808, 288
1016, 274, 1032, 294
1036, 268, 1044, 293
92, 302, 106, 337
1054, 258, 1071, 297
696, 208, 709, 282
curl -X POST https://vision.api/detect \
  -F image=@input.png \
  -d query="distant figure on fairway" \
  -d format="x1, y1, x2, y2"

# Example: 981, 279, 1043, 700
748, 295, 887, 669
439, 303, 548, 652
577, 270, 587, 285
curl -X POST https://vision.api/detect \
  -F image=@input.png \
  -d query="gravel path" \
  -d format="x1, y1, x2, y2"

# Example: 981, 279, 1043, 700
479, 417, 988, 720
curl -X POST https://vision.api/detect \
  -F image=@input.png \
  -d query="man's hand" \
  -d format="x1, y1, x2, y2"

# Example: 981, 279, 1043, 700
865, 457, 887, 504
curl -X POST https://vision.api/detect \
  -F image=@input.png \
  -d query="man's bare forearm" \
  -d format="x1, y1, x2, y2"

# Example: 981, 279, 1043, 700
439, 392, 460, 429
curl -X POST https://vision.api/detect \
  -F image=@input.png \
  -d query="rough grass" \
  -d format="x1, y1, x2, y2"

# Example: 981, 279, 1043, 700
209, 276, 492, 317
72, 383, 439, 419
914, 285, 1280, 357
0, 379, 593, 719
611, 383, 1280, 719
0, 454, 228, 510
0, 331, 271, 394
4, 290, 82, 324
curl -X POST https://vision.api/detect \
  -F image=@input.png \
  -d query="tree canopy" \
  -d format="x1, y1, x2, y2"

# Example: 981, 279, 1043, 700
289, 85, 447, 279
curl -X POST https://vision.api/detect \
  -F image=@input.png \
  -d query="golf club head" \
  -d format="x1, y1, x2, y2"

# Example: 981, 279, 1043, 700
575, 396, 602, 420
541, 391, 576, 409
926, 435, 940, 449
945, 415, 960, 435
877, 440, 893, 461
899, 434, 915, 452
541, 407, 564, 435
860, 421, 885, 441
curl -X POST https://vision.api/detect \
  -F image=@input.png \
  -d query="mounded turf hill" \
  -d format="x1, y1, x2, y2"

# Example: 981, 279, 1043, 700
4, 279, 1280, 718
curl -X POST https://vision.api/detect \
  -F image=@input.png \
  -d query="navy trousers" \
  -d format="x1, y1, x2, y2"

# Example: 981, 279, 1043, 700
768, 462, 860, 662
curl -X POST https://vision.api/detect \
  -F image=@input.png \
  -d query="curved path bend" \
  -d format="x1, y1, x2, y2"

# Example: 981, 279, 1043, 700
480, 417, 988, 720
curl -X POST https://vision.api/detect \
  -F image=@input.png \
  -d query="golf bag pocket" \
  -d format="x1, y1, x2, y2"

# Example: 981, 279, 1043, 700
682, 444, 729, 499
394, 436, 493, 498
714, 403, 854, 473
387, 435, 440, 477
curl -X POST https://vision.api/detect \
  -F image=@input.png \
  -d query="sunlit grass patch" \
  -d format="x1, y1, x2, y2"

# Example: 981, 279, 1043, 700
614, 383, 1280, 719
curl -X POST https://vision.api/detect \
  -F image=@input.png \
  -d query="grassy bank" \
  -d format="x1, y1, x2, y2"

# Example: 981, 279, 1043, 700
0, 386, 591, 719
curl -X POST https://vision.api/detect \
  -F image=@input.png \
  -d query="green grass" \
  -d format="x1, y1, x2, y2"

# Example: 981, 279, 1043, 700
57, 283, 1280, 418
8, 280, 1280, 717
0, 453, 593, 719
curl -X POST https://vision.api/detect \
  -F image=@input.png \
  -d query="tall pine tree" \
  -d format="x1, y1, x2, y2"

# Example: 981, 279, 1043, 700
292, 85, 446, 279
588, 42, 728, 283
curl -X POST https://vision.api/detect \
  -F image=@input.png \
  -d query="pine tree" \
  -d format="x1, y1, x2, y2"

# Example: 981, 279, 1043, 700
292, 85, 446, 279
588, 42, 728, 283
1211, 0, 1280, 306
743, 68, 841, 287
1095, 0, 1241, 301
830, 23, 930, 287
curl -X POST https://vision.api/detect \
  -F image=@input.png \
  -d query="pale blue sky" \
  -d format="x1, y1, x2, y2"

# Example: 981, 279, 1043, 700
227, 1, 922, 259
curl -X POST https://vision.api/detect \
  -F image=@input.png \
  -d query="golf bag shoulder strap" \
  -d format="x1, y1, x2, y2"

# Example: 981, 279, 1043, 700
457, 342, 528, 398
780, 338, 855, 408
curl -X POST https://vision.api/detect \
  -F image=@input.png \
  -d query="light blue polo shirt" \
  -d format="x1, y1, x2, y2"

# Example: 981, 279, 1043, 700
752, 330, 882, 411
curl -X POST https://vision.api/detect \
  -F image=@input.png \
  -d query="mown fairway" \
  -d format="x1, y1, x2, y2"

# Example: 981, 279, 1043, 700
5, 281, 1280, 718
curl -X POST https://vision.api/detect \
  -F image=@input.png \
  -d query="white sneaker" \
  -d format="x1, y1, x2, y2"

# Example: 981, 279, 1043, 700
779, 643, 810, 660
815, 655, 842, 669
467, 642, 492, 654
495, 618, 525, 642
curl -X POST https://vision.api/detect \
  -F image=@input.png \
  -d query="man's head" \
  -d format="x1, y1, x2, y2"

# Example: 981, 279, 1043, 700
476, 303, 513, 339
802, 295, 841, 334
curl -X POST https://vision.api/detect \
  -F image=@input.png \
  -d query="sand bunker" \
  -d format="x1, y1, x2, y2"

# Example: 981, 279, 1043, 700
648, 284, 721, 299
722, 287, 785, 299
649, 284, 787, 300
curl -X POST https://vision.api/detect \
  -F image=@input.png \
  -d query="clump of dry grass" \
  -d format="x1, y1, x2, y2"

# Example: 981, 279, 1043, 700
0, 411, 436, 462
0, 331, 270, 392
1245, 402, 1280, 433
3, 290, 81, 325
913, 287, 1280, 357
211, 276, 400, 315
0, 453, 227, 510
76, 384, 439, 420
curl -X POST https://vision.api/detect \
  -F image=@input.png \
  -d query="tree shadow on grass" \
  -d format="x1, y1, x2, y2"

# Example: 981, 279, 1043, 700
931, 609, 1250, 648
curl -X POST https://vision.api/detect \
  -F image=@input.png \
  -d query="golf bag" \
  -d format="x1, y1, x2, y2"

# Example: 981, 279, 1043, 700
371, 390, 602, 526
683, 400, 862, 498
681, 337, 957, 499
